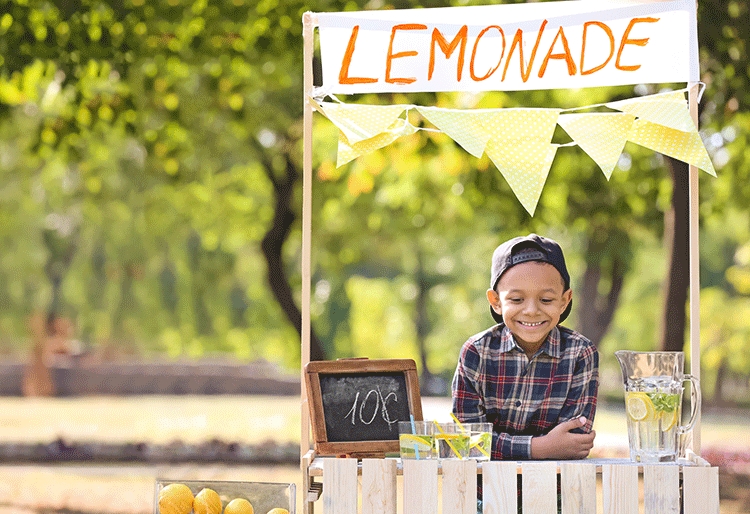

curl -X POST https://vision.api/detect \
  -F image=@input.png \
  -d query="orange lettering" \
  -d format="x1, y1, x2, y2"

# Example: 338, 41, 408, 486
616, 17, 659, 72
429, 26, 468, 81
502, 20, 548, 82
580, 21, 615, 75
339, 25, 378, 85
538, 25, 576, 78
386, 24, 427, 85
470, 25, 505, 82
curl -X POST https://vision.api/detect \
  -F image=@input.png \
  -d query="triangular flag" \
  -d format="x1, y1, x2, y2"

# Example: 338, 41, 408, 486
416, 107, 490, 158
558, 112, 635, 180
337, 119, 417, 167
485, 139, 559, 216
319, 102, 408, 144
628, 119, 716, 176
475, 108, 560, 143
606, 91, 696, 132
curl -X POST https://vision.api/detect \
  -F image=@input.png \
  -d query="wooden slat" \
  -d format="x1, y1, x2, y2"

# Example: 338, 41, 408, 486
560, 462, 596, 514
361, 458, 397, 514
483, 461, 518, 514
644, 465, 680, 514
602, 464, 638, 514
403, 459, 438, 514
521, 462, 558, 514
682, 466, 720, 514
442, 459, 477, 514
322, 458, 358, 514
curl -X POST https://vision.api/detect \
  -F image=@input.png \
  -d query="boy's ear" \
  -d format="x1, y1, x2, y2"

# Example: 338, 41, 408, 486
486, 289, 501, 315
561, 288, 573, 313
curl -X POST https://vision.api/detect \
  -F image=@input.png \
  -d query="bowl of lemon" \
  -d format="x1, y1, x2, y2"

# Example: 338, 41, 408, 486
156, 480, 295, 514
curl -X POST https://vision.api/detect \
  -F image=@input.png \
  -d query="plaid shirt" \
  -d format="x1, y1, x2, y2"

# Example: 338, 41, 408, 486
452, 323, 598, 460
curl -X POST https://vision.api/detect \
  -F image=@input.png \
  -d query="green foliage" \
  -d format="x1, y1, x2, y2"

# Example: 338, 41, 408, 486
0, 0, 748, 394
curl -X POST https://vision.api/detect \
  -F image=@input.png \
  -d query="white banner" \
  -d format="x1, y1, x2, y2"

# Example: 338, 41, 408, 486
316, 0, 698, 94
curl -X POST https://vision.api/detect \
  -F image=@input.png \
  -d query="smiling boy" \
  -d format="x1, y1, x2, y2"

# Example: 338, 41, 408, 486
452, 234, 598, 461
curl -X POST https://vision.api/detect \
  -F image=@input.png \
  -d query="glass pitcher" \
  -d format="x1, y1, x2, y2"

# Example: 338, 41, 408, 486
614, 350, 701, 463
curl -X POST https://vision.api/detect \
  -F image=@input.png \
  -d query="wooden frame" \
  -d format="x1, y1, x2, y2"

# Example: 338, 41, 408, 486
304, 358, 423, 457
301, 8, 704, 460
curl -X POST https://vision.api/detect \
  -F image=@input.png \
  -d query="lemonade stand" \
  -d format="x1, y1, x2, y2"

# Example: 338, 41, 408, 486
298, 1, 720, 513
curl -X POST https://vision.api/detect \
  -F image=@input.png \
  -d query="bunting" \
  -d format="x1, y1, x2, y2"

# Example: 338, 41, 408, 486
313, 90, 717, 215
558, 113, 635, 180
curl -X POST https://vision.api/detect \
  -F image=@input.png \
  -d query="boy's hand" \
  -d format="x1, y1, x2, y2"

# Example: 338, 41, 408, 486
530, 416, 595, 460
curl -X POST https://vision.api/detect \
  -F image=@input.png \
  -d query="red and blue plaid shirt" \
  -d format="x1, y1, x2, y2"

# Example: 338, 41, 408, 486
452, 323, 598, 460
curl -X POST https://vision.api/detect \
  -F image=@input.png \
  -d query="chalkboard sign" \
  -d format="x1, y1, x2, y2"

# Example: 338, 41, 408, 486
304, 358, 423, 457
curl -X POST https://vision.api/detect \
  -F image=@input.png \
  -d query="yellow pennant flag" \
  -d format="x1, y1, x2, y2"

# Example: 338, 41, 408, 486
476, 109, 560, 216
319, 102, 408, 144
337, 118, 417, 167
558, 112, 635, 180
606, 91, 695, 133
485, 139, 559, 216
628, 119, 716, 176
416, 107, 490, 158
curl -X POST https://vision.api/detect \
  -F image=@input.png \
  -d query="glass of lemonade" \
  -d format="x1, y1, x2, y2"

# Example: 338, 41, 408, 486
434, 422, 470, 460
398, 421, 435, 460
467, 422, 492, 461
624, 377, 683, 462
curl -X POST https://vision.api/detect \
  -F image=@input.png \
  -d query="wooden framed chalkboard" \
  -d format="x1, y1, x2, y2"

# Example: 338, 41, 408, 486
304, 358, 423, 457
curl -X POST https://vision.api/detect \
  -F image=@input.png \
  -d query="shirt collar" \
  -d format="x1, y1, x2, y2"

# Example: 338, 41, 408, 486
499, 324, 562, 359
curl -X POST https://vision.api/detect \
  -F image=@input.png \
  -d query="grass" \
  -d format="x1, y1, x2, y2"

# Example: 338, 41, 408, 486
0, 395, 747, 513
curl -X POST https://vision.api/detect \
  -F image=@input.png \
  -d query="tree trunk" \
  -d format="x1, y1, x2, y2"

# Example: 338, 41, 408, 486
414, 251, 437, 394
659, 157, 690, 352
260, 151, 326, 361
577, 236, 626, 346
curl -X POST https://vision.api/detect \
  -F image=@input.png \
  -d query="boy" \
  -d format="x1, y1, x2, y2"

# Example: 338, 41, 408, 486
452, 234, 598, 461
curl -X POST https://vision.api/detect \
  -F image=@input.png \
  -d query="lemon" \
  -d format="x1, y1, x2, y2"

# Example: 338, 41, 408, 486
626, 392, 655, 422
194, 488, 223, 514
399, 434, 432, 451
158, 483, 194, 514
660, 408, 678, 431
224, 498, 254, 514
266, 510, 290, 514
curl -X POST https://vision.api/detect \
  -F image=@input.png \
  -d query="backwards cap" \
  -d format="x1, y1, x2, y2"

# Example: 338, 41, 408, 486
489, 233, 572, 324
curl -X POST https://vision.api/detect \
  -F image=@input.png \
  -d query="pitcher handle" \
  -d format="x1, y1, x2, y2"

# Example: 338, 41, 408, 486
678, 374, 701, 434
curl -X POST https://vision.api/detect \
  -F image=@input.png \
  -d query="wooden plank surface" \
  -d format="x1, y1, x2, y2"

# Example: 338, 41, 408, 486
521, 462, 558, 514
442, 459, 477, 514
483, 461, 517, 514
644, 464, 680, 514
560, 462, 596, 514
682, 466, 720, 514
602, 464, 639, 514
322, 458, 358, 514
403, 459, 438, 514
362, 458, 397, 514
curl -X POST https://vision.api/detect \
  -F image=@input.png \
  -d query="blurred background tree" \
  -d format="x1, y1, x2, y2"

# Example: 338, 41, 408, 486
0, 0, 747, 400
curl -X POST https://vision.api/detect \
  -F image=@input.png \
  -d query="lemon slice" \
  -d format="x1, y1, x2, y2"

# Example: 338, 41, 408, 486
660, 409, 678, 431
626, 392, 655, 422
400, 434, 432, 451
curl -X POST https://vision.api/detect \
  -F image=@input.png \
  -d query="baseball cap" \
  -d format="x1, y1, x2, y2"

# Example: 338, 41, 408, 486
489, 233, 572, 324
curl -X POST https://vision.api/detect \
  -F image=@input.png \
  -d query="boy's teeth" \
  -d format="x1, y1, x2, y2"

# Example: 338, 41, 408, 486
521, 321, 544, 326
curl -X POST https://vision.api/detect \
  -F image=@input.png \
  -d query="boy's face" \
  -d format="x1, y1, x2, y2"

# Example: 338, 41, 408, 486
487, 261, 572, 351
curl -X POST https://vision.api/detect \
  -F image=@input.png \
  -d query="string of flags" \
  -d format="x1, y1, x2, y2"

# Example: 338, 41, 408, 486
310, 89, 716, 216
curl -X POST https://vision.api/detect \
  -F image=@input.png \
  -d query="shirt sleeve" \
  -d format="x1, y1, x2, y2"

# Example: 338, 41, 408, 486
558, 343, 599, 434
451, 340, 535, 460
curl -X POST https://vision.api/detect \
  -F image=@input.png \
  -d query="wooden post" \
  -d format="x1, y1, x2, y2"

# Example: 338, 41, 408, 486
301, 11, 316, 462
687, 81, 701, 455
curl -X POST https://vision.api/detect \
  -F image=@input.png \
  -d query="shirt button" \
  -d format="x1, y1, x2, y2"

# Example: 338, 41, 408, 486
515, 400, 521, 407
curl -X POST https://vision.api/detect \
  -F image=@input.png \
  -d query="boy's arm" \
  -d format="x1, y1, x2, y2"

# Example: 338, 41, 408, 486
558, 344, 599, 433
530, 344, 599, 459
452, 343, 536, 460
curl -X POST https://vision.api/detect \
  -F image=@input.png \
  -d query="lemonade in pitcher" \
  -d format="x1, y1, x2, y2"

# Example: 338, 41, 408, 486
624, 378, 682, 462
615, 351, 700, 463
